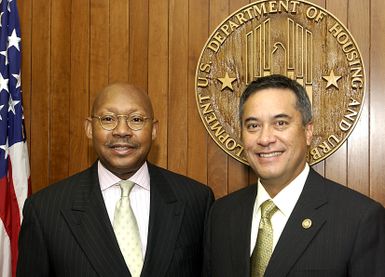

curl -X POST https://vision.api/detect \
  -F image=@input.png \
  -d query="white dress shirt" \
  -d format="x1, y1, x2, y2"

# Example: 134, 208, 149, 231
98, 161, 151, 258
250, 164, 310, 256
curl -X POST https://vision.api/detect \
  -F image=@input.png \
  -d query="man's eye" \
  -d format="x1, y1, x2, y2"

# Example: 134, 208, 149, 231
246, 123, 260, 130
276, 120, 288, 127
101, 115, 116, 123
131, 116, 145, 123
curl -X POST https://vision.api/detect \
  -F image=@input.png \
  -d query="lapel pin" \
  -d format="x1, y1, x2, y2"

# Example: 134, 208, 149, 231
302, 218, 312, 229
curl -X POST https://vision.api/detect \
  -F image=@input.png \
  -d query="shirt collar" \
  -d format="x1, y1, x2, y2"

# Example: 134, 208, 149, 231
256, 163, 309, 217
98, 161, 151, 191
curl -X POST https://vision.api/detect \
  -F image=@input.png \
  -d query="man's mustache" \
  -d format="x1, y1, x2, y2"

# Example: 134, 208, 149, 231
104, 139, 140, 148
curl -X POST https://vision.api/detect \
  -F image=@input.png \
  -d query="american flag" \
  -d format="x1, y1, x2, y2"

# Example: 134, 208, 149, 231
0, 1, 31, 277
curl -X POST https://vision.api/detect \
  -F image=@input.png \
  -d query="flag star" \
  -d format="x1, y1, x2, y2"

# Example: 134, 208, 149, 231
0, 73, 9, 93
0, 138, 9, 160
12, 72, 21, 88
8, 29, 21, 51
217, 72, 237, 91
1, 49, 8, 65
322, 69, 342, 89
8, 95, 19, 114
0, 104, 4, 120
0, 12, 3, 28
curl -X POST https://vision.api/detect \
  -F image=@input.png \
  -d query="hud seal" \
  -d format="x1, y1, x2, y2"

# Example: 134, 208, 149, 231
195, 0, 365, 165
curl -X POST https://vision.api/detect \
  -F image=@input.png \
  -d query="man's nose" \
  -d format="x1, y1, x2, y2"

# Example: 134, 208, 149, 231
257, 125, 276, 146
113, 117, 133, 135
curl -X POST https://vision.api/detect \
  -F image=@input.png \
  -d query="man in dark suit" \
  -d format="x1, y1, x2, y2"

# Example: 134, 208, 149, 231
17, 83, 214, 277
204, 74, 385, 277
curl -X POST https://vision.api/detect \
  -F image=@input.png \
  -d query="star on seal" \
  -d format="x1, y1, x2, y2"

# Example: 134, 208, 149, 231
323, 69, 342, 89
217, 72, 236, 91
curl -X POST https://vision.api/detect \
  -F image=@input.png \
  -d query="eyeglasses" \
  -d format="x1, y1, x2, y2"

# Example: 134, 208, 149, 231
91, 114, 153, 131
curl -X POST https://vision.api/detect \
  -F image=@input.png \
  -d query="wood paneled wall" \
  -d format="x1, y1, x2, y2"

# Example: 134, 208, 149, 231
18, 0, 385, 206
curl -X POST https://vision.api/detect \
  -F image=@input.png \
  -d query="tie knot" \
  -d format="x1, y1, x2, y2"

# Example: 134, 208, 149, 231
260, 200, 278, 219
119, 180, 135, 197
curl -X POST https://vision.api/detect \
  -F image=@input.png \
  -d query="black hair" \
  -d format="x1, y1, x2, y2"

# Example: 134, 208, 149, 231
239, 74, 312, 125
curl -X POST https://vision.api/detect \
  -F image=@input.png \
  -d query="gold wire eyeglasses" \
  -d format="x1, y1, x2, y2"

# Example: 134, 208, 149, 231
91, 114, 153, 131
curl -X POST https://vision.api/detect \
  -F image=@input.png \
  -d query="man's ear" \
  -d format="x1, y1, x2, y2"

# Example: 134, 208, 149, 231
85, 118, 93, 139
151, 120, 159, 141
305, 121, 313, 146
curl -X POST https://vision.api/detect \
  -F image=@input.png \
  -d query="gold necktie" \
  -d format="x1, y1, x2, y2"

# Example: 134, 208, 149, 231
113, 180, 143, 277
250, 200, 278, 277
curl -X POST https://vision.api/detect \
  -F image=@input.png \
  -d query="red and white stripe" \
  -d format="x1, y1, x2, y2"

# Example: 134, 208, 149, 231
0, 141, 30, 277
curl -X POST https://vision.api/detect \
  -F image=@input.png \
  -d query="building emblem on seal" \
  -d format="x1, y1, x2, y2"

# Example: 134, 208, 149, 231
195, 0, 365, 165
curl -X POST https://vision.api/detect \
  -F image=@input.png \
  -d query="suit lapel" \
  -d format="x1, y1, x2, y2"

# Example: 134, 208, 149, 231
229, 185, 257, 277
265, 169, 328, 277
140, 164, 184, 277
61, 163, 130, 276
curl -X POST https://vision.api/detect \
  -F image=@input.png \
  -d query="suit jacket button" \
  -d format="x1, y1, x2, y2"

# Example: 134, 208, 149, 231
302, 218, 312, 229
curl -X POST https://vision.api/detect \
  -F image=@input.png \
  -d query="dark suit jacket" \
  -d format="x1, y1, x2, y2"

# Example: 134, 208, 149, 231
17, 162, 214, 277
205, 168, 385, 277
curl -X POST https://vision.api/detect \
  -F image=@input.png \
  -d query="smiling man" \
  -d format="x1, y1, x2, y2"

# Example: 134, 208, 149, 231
17, 83, 214, 277
204, 74, 385, 277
